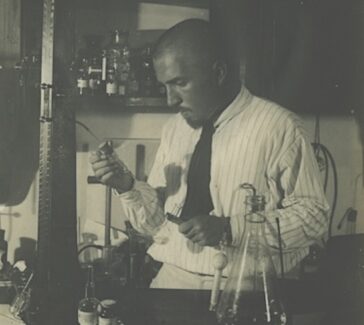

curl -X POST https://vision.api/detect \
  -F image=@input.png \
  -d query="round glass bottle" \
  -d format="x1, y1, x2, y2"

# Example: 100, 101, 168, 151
98, 299, 117, 325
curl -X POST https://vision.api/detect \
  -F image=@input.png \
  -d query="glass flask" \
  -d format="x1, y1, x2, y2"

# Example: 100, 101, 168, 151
216, 183, 287, 325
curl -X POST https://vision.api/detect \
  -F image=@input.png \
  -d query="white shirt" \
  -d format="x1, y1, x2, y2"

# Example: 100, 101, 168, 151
118, 87, 329, 276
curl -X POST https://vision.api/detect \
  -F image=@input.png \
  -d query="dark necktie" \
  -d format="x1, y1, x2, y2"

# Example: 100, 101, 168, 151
180, 121, 215, 220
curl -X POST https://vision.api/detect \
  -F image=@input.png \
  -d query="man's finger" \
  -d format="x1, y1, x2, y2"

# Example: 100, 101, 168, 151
178, 219, 195, 234
92, 160, 118, 171
188, 230, 204, 241
99, 170, 115, 184
187, 232, 208, 246
183, 227, 201, 239
92, 159, 110, 170
89, 151, 103, 164
195, 239, 207, 247
94, 165, 120, 179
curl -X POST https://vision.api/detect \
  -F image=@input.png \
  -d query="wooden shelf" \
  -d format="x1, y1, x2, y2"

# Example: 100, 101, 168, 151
70, 94, 177, 114
75, 0, 209, 10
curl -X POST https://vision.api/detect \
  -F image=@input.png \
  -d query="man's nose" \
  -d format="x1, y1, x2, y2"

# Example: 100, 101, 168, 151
166, 87, 182, 108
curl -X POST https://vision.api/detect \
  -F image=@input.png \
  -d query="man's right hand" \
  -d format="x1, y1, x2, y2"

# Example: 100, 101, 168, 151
89, 151, 134, 193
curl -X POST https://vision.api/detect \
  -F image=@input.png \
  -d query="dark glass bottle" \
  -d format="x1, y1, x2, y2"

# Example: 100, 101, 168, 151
140, 45, 155, 97
88, 57, 101, 95
107, 30, 124, 72
77, 58, 89, 95
78, 266, 99, 325
118, 44, 131, 96
126, 70, 140, 97
106, 68, 118, 96
98, 299, 117, 325
0, 229, 8, 271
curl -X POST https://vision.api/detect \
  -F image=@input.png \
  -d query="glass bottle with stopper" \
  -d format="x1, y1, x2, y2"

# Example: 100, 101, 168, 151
77, 58, 89, 95
78, 265, 99, 325
215, 183, 287, 325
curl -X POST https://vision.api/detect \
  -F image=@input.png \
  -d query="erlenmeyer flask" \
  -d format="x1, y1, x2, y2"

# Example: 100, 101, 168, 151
216, 184, 287, 325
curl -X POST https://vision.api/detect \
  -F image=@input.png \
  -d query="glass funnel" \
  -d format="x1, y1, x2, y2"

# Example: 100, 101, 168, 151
216, 184, 287, 325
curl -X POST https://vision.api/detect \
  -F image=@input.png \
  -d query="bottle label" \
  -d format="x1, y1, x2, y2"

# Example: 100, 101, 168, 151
89, 79, 99, 90
106, 82, 117, 95
98, 317, 115, 325
118, 84, 126, 96
77, 79, 88, 89
78, 310, 97, 325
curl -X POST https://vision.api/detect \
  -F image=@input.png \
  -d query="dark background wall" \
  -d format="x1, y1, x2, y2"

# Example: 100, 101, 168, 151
211, 0, 364, 117
0, 0, 41, 205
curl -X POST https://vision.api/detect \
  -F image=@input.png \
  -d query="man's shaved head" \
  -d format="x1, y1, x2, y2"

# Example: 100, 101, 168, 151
153, 19, 222, 68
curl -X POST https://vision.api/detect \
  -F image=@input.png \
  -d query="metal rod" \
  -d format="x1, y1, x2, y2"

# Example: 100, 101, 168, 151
276, 217, 285, 279
104, 186, 112, 247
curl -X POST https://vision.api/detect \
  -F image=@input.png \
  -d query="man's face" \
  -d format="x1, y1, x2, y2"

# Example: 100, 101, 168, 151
153, 50, 220, 128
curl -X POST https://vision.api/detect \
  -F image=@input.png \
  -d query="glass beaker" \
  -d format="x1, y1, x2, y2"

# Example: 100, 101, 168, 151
216, 184, 286, 325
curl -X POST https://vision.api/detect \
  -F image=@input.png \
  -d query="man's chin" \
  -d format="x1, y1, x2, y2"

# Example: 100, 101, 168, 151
183, 116, 203, 129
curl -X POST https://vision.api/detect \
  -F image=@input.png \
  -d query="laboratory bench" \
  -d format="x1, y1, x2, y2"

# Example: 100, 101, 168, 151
1, 282, 362, 325
89, 235, 364, 325
94, 278, 364, 325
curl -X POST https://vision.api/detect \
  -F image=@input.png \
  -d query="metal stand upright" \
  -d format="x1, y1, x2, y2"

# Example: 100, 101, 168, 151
29, 0, 80, 323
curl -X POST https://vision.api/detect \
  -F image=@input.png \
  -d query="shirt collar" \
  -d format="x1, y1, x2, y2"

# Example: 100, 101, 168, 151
214, 86, 252, 129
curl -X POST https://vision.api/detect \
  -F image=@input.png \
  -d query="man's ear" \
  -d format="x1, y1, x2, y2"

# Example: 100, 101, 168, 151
212, 60, 228, 86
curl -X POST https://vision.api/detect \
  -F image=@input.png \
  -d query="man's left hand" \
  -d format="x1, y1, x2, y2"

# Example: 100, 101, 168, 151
178, 215, 227, 247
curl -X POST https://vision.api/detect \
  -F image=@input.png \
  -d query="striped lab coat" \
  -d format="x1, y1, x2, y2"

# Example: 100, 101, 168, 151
118, 86, 329, 277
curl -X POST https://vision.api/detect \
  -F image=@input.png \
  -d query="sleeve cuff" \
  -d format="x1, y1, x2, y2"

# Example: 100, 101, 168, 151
112, 180, 142, 201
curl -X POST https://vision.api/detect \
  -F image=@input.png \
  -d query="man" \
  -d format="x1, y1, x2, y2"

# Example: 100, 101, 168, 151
90, 19, 329, 289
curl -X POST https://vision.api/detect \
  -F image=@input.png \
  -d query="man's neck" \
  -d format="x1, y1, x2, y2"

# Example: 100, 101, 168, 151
209, 81, 241, 122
